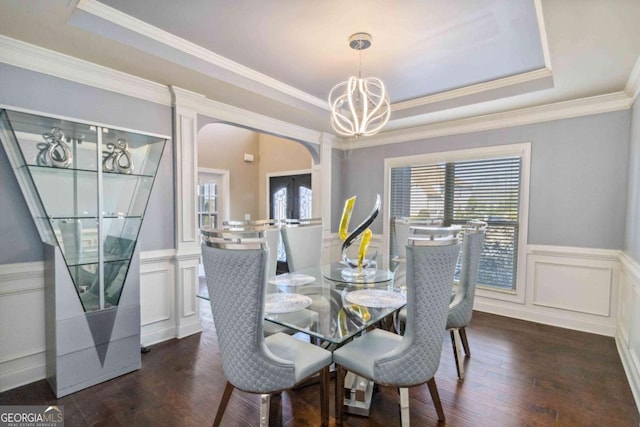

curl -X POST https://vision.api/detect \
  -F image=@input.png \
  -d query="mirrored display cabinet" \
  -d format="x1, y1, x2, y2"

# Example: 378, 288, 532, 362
0, 109, 166, 396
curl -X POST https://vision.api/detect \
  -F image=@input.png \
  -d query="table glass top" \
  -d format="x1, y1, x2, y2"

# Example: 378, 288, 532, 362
198, 264, 404, 345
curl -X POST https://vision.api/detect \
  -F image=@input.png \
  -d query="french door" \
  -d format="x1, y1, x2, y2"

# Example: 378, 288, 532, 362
269, 173, 312, 272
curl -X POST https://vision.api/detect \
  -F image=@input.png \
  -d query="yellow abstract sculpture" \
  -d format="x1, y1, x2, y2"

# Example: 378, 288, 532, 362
339, 194, 381, 276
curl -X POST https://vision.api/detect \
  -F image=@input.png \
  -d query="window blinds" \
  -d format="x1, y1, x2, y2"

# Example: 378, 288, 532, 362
390, 156, 521, 290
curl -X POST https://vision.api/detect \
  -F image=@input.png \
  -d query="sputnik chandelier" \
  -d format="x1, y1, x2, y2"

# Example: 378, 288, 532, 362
328, 33, 391, 138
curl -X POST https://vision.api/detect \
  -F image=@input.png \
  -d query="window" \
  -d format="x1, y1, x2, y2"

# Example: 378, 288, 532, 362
386, 144, 530, 295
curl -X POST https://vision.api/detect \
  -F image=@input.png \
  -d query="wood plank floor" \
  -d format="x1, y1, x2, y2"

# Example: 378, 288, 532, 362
2, 300, 638, 426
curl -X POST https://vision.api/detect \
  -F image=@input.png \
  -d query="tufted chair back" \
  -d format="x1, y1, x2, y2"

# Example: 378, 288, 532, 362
201, 242, 296, 393
373, 239, 461, 386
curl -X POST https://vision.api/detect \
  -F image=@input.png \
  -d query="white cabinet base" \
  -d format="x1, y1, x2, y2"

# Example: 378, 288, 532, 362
45, 243, 141, 397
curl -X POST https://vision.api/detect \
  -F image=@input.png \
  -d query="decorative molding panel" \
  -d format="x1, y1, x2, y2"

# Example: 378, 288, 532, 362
140, 262, 173, 326
616, 252, 640, 409
531, 262, 612, 316
476, 245, 620, 336
0, 261, 46, 392
0, 250, 184, 391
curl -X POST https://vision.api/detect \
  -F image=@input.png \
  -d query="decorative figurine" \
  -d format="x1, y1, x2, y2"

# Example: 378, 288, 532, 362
339, 193, 381, 278
103, 138, 133, 174
37, 127, 73, 168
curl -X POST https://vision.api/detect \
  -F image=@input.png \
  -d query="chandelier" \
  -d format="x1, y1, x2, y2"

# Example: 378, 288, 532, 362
329, 33, 391, 138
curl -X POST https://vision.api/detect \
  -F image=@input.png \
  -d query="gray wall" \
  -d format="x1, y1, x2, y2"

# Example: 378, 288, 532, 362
338, 111, 630, 250
0, 64, 175, 264
626, 98, 640, 262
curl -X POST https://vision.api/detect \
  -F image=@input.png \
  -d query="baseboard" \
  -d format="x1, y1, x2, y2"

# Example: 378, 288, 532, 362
616, 334, 640, 414
474, 298, 617, 336
176, 318, 202, 339
141, 324, 179, 347
0, 351, 46, 393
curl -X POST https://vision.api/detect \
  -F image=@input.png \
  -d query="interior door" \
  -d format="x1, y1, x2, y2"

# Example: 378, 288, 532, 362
198, 173, 222, 231
269, 173, 312, 272
198, 171, 225, 277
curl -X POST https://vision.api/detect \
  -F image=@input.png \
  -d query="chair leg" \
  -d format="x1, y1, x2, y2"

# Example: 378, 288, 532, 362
335, 365, 345, 425
427, 378, 445, 422
213, 381, 234, 427
399, 387, 410, 427
450, 329, 465, 380
459, 326, 471, 356
320, 366, 330, 426
259, 393, 271, 427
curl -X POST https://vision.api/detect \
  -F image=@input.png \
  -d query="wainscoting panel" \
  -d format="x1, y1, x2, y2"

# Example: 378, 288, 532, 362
617, 252, 640, 410
531, 259, 612, 316
0, 261, 46, 392
1, 249, 181, 392
474, 245, 620, 336
140, 250, 176, 346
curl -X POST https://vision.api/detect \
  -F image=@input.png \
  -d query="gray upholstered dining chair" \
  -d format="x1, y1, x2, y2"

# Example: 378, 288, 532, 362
447, 220, 486, 380
333, 233, 461, 425
393, 225, 462, 333
220, 222, 318, 337
281, 219, 324, 271
201, 231, 332, 427
394, 222, 486, 380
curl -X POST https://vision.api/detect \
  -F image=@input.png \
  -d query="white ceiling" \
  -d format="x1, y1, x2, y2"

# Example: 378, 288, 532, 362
1, 0, 639, 137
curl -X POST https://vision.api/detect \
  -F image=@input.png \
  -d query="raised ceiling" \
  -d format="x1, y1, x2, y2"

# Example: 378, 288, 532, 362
1, 0, 639, 138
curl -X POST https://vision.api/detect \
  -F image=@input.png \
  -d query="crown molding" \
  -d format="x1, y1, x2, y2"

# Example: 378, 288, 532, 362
0, 35, 171, 106
392, 68, 553, 112
0, 34, 323, 147
75, 0, 328, 111
625, 53, 640, 103
335, 91, 632, 150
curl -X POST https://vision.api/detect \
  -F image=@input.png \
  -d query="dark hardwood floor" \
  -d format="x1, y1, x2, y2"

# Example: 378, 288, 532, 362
2, 300, 638, 426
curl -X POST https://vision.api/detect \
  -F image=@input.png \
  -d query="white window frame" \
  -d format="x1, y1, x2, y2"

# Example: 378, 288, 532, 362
383, 142, 531, 304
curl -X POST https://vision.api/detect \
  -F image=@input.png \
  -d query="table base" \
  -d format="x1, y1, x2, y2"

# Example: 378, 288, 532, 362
343, 371, 374, 416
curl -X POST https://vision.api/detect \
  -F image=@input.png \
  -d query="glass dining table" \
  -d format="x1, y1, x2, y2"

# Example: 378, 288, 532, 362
263, 262, 402, 345
198, 261, 405, 416
198, 261, 404, 345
